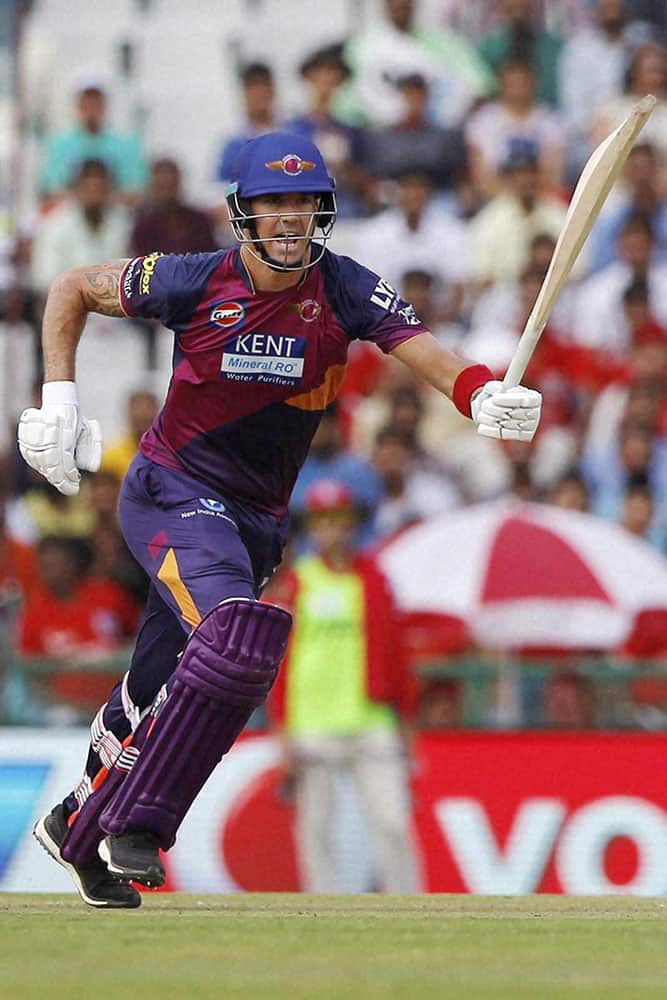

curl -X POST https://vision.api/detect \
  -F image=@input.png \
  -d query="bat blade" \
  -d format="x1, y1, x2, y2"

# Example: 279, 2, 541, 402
503, 93, 656, 389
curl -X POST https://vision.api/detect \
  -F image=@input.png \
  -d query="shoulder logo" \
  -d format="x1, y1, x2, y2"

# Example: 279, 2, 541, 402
265, 155, 317, 176
295, 299, 322, 322
398, 303, 422, 326
211, 301, 245, 328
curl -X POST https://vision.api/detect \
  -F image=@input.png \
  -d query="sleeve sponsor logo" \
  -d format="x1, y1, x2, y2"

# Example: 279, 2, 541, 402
140, 251, 164, 295
398, 304, 423, 326
221, 333, 306, 386
369, 277, 399, 311
211, 301, 245, 329
122, 257, 141, 299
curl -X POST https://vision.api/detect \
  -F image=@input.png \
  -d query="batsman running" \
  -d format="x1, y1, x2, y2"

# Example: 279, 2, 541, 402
18, 132, 541, 908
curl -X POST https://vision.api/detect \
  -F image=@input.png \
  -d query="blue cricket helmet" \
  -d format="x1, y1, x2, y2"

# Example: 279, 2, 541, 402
228, 131, 336, 198
225, 131, 337, 272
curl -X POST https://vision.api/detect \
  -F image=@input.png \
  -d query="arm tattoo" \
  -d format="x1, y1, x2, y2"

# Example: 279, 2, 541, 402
82, 260, 129, 317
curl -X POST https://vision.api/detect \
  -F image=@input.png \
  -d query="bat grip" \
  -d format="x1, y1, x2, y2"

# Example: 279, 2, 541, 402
502, 320, 544, 390
502, 355, 527, 391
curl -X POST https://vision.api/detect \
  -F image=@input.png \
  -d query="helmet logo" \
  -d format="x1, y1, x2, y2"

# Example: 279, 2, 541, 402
265, 155, 317, 176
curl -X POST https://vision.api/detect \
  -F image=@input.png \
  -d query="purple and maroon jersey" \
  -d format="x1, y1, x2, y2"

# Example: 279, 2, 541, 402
119, 247, 428, 515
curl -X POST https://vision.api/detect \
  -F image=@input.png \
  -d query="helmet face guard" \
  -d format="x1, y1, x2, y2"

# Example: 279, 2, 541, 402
225, 187, 337, 271
225, 132, 338, 272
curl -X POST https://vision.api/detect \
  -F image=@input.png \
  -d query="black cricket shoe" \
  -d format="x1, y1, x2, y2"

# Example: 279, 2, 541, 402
98, 831, 166, 888
33, 805, 141, 909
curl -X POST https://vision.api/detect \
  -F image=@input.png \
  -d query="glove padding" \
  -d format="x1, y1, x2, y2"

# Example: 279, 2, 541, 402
18, 404, 103, 496
471, 380, 542, 442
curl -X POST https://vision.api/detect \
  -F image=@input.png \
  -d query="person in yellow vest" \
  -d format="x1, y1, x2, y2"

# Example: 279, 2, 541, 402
100, 390, 159, 483
269, 479, 419, 893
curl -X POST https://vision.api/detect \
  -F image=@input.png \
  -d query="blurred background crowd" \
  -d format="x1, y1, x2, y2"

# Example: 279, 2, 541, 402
2, 0, 667, 733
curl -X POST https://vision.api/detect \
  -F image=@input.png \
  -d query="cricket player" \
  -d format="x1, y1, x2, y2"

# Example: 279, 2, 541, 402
19, 132, 541, 908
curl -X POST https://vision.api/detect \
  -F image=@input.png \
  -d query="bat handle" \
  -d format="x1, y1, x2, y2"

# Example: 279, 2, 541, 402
502, 319, 545, 390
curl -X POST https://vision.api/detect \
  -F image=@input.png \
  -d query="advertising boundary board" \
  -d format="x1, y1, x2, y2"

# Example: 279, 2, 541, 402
1, 730, 666, 895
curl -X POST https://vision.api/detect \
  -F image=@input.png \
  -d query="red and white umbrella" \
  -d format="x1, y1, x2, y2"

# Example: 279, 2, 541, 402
378, 500, 667, 650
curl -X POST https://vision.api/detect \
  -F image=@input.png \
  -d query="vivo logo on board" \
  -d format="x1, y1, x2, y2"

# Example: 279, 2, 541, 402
435, 796, 667, 896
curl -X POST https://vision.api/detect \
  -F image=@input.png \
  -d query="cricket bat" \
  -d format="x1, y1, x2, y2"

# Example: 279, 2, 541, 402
502, 93, 657, 389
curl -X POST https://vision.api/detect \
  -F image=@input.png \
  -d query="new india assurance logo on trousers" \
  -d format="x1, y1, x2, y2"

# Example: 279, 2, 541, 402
220, 333, 307, 386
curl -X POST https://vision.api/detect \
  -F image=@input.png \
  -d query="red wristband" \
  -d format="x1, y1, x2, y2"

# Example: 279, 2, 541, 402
452, 364, 494, 418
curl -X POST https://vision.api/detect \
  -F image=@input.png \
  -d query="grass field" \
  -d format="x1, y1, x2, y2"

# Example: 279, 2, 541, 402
1, 894, 667, 999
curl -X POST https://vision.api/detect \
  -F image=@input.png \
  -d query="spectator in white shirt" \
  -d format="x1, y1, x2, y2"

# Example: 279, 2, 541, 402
465, 57, 566, 198
31, 159, 131, 300
352, 171, 471, 316
558, 0, 631, 180
572, 213, 667, 353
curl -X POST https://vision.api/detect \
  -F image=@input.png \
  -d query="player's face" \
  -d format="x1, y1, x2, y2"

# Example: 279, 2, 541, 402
249, 192, 320, 267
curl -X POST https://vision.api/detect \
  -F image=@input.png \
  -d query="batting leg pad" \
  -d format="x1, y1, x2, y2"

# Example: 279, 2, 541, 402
99, 599, 292, 850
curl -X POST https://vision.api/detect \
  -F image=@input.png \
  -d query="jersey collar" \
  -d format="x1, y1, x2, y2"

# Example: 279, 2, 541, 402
234, 246, 313, 296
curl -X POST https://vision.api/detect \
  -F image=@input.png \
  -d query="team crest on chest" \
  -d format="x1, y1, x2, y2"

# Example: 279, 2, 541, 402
211, 301, 245, 328
295, 299, 322, 323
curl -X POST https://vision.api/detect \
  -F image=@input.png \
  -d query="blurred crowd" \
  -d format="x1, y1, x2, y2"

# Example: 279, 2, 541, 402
2, 0, 667, 728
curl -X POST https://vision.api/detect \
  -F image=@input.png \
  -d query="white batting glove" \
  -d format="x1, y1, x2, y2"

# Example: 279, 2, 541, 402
471, 380, 542, 442
17, 382, 103, 496
74, 415, 104, 471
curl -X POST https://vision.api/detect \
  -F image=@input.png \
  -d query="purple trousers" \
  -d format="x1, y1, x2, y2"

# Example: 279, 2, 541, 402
63, 454, 288, 818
